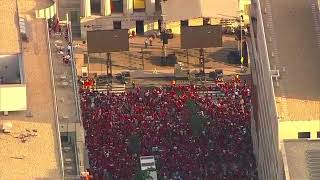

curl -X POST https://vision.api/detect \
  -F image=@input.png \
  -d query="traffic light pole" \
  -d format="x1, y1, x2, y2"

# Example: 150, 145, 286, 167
106, 52, 112, 76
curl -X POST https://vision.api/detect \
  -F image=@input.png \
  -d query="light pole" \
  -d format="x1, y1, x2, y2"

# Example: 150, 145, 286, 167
240, 11, 244, 72
160, 0, 167, 63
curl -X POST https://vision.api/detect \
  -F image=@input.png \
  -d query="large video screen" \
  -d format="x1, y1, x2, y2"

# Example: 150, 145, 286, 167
181, 25, 223, 49
87, 29, 129, 53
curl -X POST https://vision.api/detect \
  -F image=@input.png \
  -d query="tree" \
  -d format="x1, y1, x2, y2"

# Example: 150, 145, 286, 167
134, 169, 153, 180
186, 99, 208, 136
128, 134, 141, 154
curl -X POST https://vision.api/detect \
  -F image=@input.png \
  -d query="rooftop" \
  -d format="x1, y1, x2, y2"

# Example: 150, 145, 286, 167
0, 0, 20, 54
282, 139, 320, 180
267, 0, 320, 121
0, 19, 61, 178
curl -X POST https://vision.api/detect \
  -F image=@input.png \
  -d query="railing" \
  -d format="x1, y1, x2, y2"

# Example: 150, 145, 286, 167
67, 15, 82, 125
45, 19, 65, 179
67, 14, 87, 175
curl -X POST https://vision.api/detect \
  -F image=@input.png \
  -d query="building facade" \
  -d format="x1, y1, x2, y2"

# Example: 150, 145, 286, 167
248, 0, 283, 179
79, 0, 251, 39
249, 0, 320, 179
80, 0, 160, 39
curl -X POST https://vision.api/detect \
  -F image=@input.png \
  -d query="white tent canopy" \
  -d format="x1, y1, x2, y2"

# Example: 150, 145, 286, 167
140, 156, 157, 180
162, 0, 239, 22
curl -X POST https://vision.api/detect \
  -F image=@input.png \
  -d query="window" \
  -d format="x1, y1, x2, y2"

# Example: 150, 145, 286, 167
133, 0, 145, 12
317, 131, 320, 138
111, 0, 123, 13
298, 132, 311, 138
203, 18, 210, 25
113, 21, 122, 29
181, 20, 189, 27
91, 0, 101, 15
61, 135, 68, 143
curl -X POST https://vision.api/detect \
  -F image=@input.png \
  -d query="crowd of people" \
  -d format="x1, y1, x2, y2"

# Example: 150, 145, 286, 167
48, 16, 73, 65
80, 77, 257, 179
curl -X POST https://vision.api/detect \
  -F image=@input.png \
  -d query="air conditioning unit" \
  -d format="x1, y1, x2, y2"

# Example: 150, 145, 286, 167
1, 121, 13, 133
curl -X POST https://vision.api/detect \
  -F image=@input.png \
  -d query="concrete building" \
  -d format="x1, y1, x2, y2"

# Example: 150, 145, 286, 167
79, 0, 203, 39
75, 0, 250, 39
249, 0, 320, 179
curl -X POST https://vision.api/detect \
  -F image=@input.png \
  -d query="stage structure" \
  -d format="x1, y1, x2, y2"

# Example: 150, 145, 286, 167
162, 0, 239, 22
180, 25, 223, 75
86, 29, 129, 76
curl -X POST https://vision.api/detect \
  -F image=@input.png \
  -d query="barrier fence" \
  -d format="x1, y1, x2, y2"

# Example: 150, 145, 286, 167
45, 19, 65, 179
67, 14, 87, 175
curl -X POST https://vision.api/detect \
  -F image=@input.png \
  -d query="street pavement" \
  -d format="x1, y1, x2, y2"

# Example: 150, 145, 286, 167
73, 35, 244, 76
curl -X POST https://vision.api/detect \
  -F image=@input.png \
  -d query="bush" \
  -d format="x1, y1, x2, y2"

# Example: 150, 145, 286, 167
134, 169, 153, 180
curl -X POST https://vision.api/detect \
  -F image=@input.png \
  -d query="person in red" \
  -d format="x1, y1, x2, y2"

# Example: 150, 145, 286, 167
84, 79, 91, 89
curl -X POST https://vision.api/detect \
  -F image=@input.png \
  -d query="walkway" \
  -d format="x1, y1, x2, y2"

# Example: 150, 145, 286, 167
49, 25, 80, 177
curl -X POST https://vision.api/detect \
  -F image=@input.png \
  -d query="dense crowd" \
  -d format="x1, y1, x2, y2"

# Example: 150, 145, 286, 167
80, 78, 257, 180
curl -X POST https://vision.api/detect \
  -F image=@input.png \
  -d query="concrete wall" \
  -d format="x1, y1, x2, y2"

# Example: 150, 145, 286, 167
280, 121, 320, 139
